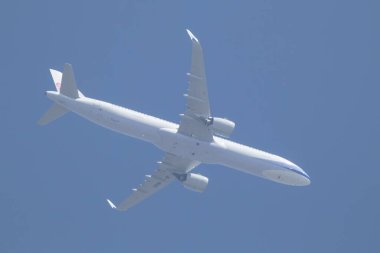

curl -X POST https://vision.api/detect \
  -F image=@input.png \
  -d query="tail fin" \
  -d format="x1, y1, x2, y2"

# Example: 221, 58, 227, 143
39, 63, 85, 126
50, 63, 85, 98
38, 103, 68, 125
50, 69, 62, 91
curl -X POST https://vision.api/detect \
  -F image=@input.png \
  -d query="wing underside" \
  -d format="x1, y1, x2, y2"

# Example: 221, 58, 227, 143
177, 30, 213, 142
107, 153, 200, 211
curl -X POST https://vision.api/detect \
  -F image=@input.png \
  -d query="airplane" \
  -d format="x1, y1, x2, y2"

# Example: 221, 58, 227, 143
38, 29, 310, 211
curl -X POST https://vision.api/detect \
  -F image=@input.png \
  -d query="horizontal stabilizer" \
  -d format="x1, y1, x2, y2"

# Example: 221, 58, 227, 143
38, 103, 68, 125
186, 29, 199, 43
61, 63, 79, 99
106, 199, 117, 209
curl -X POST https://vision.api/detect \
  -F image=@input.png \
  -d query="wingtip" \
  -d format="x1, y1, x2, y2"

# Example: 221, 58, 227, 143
186, 29, 199, 43
106, 199, 117, 209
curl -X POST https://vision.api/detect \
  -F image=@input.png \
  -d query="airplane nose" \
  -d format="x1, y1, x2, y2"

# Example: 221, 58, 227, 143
261, 158, 311, 186
296, 173, 311, 186
262, 165, 311, 186
291, 164, 311, 186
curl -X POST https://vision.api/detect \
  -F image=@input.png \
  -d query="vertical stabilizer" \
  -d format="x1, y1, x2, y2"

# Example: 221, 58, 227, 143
50, 69, 63, 91
38, 63, 83, 126
50, 65, 84, 97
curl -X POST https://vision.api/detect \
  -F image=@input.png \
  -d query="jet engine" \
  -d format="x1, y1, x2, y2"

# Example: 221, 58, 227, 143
209, 117, 235, 138
181, 173, 209, 193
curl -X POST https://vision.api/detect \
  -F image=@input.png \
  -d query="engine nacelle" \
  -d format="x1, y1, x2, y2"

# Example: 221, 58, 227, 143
210, 117, 235, 138
182, 173, 209, 193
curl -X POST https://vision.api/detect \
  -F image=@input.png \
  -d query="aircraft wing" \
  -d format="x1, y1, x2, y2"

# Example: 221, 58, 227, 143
107, 153, 200, 211
177, 30, 214, 142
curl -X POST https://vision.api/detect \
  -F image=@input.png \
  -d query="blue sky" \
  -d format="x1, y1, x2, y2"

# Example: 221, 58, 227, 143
1, 0, 379, 252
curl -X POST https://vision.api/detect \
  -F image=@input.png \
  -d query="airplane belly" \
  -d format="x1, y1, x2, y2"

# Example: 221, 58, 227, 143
90, 110, 161, 144
216, 148, 264, 176
155, 128, 219, 163
62, 98, 163, 144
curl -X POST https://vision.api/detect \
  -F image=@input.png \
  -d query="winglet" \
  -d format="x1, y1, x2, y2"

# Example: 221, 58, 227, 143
186, 29, 199, 43
106, 199, 117, 209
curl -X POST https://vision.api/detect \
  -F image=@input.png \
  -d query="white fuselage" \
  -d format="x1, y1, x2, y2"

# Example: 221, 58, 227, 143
47, 91, 310, 186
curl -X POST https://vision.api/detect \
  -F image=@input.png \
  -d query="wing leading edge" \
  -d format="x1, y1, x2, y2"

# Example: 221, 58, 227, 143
177, 29, 214, 142
107, 153, 200, 211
